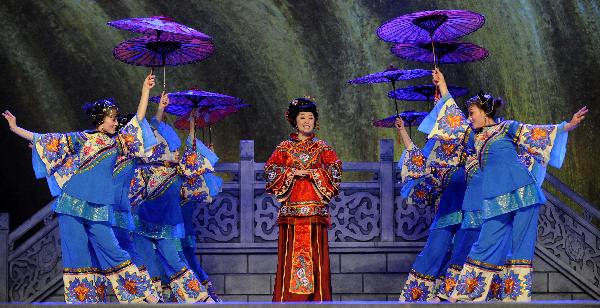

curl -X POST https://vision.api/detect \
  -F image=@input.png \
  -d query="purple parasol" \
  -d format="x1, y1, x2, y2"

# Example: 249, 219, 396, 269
174, 103, 250, 130
391, 41, 489, 64
174, 103, 249, 144
150, 88, 243, 117
107, 15, 211, 40
377, 10, 485, 43
389, 84, 469, 101
113, 34, 214, 67
114, 34, 214, 90
347, 66, 431, 84
347, 65, 431, 116
373, 110, 428, 137
373, 111, 428, 128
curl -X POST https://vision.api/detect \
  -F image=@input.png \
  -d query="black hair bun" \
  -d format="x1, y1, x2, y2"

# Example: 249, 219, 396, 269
82, 98, 118, 128
286, 97, 319, 128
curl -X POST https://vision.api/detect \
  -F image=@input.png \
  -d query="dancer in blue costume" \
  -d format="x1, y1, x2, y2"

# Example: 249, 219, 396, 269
436, 141, 549, 302
395, 117, 470, 302
424, 68, 587, 302
112, 110, 164, 300
179, 117, 223, 302
434, 148, 483, 301
129, 96, 216, 303
2, 74, 160, 303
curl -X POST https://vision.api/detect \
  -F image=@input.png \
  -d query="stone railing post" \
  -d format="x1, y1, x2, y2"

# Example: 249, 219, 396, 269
239, 140, 255, 243
0, 213, 8, 301
379, 139, 395, 242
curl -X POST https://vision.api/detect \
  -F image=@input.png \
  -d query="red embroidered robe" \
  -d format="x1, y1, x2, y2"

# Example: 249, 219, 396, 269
265, 133, 342, 302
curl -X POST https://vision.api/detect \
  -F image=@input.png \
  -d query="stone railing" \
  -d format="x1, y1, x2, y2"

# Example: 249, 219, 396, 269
1, 139, 598, 302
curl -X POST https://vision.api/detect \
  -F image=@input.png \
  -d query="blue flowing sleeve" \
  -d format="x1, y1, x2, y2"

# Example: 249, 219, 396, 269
31, 131, 84, 191
418, 94, 454, 134
150, 117, 181, 151
138, 117, 157, 151
117, 116, 157, 158
418, 95, 470, 142
179, 137, 218, 203
188, 136, 219, 166
509, 120, 569, 168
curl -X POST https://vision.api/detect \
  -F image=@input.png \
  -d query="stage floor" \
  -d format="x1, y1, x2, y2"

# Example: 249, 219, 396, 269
2, 300, 600, 307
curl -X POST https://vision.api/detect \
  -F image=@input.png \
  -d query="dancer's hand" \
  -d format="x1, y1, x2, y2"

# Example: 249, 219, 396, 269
432, 68, 449, 97
395, 116, 412, 149
395, 117, 405, 130
2, 110, 17, 130
155, 91, 169, 122
294, 169, 313, 178
432, 68, 445, 86
564, 106, 588, 131
142, 73, 156, 92
159, 91, 169, 108
3, 110, 34, 141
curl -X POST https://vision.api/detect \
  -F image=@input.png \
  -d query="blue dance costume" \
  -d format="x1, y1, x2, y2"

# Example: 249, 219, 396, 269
180, 139, 222, 284
129, 118, 216, 303
32, 116, 158, 303
398, 136, 469, 301
422, 94, 569, 302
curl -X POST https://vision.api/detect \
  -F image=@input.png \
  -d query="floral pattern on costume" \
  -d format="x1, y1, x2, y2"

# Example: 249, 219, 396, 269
170, 268, 209, 303
439, 267, 460, 299
502, 270, 523, 300
114, 271, 150, 302
523, 272, 532, 299
65, 276, 96, 303
402, 279, 431, 302
456, 269, 487, 299
94, 275, 108, 302
401, 143, 427, 180
487, 273, 503, 301
428, 99, 469, 140
289, 224, 314, 294
516, 123, 561, 166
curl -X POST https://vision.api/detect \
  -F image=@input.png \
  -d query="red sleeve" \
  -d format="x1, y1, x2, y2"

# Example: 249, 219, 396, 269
265, 145, 296, 198
311, 147, 342, 202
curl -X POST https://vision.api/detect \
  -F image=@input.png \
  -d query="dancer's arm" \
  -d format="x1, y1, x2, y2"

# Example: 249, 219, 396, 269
564, 106, 588, 132
137, 73, 156, 121
432, 67, 449, 97
155, 91, 168, 123
395, 117, 412, 149
189, 109, 195, 141
3, 110, 34, 141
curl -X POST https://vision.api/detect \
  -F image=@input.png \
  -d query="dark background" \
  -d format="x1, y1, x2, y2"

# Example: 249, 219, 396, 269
1, 0, 598, 229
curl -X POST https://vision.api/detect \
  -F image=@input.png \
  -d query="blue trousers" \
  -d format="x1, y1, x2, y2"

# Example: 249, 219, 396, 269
181, 242, 209, 282
132, 234, 188, 278
58, 214, 130, 270
412, 225, 456, 277
114, 227, 145, 266
443, 227, 481, 270
468, 205, 539, 266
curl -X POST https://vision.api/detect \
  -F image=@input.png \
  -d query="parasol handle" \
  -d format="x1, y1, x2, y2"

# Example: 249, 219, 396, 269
208, 125, 212, 146
430, 35, 438, 69
163, 66, 166, 91
391, 80, 400, 118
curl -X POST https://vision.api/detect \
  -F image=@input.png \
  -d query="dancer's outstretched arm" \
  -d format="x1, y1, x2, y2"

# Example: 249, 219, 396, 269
189, 108, 195, 139
432, 67, 448, 97
155, 91, 168, 122
395, 117, 412, 149
137, 73, 155, 121
3, 110, 34, 141
564, 106, 588, 132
